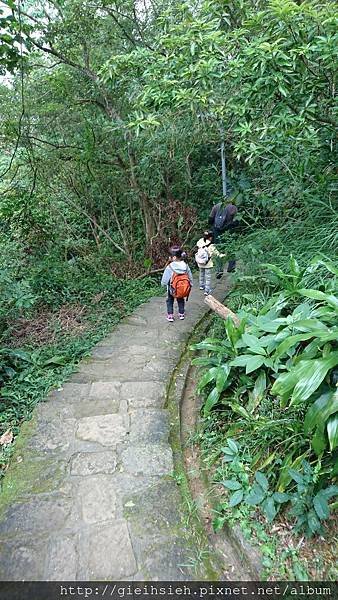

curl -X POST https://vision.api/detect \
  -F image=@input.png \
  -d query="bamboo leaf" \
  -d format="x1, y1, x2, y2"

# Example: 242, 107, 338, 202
298, 289, 338, 311
274, 332, 314, 358
291, 353, 338, 404
304, 389, 338, 434
197, 367, 218, 392
203, 387, 220, 415
216, 364, 231, 393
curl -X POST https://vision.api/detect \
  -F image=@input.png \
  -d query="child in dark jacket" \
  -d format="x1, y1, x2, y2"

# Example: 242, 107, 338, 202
161, 247, 193, 322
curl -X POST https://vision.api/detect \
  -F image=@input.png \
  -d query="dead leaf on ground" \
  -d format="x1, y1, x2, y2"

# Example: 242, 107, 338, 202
0, 430, 13, 446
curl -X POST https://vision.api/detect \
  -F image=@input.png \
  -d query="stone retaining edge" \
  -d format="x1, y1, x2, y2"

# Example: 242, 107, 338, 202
166, 303, 262, 580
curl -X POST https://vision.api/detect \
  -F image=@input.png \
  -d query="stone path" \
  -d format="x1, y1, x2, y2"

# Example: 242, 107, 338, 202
0, 276, 228, 581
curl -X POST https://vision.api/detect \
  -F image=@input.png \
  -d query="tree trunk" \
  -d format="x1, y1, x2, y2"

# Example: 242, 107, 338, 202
128, 148, 157, 242
204, 295, 240, 326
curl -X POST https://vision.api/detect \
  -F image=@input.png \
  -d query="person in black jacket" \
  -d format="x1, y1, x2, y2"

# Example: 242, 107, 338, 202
209, 201, 239, 274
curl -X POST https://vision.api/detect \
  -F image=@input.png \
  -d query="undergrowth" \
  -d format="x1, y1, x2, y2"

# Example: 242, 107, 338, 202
0, 264, 161, 476
193, 206, 338, 579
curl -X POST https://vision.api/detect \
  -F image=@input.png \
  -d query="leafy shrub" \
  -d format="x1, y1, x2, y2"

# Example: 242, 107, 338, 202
193, 257, 338, 535
288, 461, 338, 537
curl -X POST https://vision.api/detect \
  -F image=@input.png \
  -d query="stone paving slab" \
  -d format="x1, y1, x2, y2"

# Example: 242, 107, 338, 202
0, 275, 228, 580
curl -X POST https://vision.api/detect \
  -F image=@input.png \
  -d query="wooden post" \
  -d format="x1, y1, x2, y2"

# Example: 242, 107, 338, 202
204, 294, 240, 326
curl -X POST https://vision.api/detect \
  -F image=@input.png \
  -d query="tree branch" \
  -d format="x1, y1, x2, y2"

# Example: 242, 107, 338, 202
27, 135, 83, 150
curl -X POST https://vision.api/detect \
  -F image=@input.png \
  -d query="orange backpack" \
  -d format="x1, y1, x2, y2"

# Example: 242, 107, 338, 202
170, 269, 192, 300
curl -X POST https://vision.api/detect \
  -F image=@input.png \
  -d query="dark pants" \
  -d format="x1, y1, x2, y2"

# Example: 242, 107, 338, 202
166, 291, 185, 314
227, 259, 236, 272
213, 227, 236, 273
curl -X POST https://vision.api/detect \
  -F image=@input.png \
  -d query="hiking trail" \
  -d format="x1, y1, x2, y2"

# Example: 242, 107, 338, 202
0, 275, 247, 580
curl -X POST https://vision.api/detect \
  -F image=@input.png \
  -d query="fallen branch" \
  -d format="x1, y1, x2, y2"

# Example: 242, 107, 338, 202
135, 268, 163, 280
204, 294, 240, 326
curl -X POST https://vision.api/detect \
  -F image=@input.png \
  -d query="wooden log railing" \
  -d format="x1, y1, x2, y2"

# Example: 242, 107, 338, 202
204, 294, 240, 326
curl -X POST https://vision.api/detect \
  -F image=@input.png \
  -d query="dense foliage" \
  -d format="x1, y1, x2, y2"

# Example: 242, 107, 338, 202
193, 258, 338, 528
0, 0, 337, 570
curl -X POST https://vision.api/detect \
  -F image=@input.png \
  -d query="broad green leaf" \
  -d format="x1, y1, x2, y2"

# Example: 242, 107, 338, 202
227, 438, 239, 453
271, 369, 299, 400
304, 389, 338, 434
263, 357, 274, 369
245, 483, 266, 505
222, 446, 236, 456
257, 334, 279, 351
262, 497, 277, 522
229, 355, 251, 367
255, 471, 269, 491
326, 414, 338, 451
292, 303, 311, 319
43, 356, 67, 366
222, 455, 235, 463
288, 468, 304, 485
289, 255, 301, 276
193, 341, 227, 352
292, 319, 329, 332
193, 337, 226, 347
229, 490, 244, 507
223, 479, 242, 491
321, 485, 338, 500
257, 451, 276, 471
255, 317, 281, 333
273, 492, 289, 503
313, 259, 338, 276
313, 492, 329, 520
191, 357, 221, 367
224, 316, 241, 347
262, 263, 286, 279
245, 355, 265, 374
302, 332, 338, 358
241, 333, 266, 355
1, 348, 31, 362
230, 354, 265, 373
307, 510, 321, 534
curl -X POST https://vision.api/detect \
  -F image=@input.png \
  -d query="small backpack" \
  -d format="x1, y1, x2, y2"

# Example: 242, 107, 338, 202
214, 204, 230, 231
195, 245, 210, 266
170, 270, 192, 300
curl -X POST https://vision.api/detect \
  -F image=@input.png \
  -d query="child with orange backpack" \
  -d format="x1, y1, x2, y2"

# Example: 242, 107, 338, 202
161, 247, 193, 322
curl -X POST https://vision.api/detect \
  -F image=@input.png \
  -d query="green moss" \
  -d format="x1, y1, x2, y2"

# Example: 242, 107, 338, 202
0, 415, 66, 519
